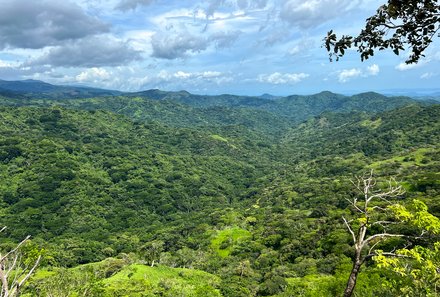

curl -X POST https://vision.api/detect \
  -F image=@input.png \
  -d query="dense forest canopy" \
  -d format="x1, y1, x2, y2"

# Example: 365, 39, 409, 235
0, 80, 438, 296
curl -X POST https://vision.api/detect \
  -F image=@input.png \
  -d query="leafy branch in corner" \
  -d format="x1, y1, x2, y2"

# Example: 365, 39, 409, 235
324, 0, 440, 64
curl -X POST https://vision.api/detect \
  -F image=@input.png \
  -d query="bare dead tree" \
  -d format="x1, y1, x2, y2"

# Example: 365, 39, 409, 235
0, 227, 41, 297
343, 170, 405, 297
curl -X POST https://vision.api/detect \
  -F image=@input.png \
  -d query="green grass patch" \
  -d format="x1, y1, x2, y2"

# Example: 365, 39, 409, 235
210, 227, 252, 257
369, 147, 437, 169
360, 118, 382, 129
103, 264, 221, 296
25, 261, 222, 297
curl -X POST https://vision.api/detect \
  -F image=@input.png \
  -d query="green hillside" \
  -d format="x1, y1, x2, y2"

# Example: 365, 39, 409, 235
0, 88, 438, 296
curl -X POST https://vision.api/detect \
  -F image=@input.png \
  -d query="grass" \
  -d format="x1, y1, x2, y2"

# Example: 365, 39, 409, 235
369, 147, 437, 169
25, 260, 222, 297
103, 264, 221, 296
360, 118, 382, 129
210, 227, 252, 257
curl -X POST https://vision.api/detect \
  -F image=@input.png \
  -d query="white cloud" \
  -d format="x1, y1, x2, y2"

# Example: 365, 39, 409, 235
288, 38, 316, 56
0, 59, 19, 68
280, 0, 360, 29
28, 36, 143, 68
151, 32, 208, 59
395, 59, 429, 71
420, 72, 435, 79
367, 64, 380, 76
76, 68, 111, 83
0, 0, 109, 50
337, 64, 380, 83
154, 70, 230, 85
338, 68, 362, 83
151, 29, 241, 59
258, 72, 309, 84
116, 0, 155, 11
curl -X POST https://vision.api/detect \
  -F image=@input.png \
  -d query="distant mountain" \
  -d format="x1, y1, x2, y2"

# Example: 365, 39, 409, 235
259, 93, 282, 100
0, 79, 122, 98
0, 81, 430, 140
380, 88, 440, 96
129, 89, 421, 124
129, 89, 271, 108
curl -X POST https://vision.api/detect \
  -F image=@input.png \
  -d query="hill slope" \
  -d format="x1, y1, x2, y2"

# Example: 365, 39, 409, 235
0, 79, 121, 98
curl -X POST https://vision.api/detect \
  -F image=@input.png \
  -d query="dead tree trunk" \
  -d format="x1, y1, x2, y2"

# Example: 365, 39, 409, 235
343, 250, 362, 297
341, 171, 405, 297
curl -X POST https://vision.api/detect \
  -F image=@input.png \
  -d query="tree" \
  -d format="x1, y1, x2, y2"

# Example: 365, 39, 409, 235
342, 171, 440, 297
0, 227, 41, 297
374, 201, 440, 296
324, 0, 440, 64
342, 171, 405, 297
140, 240, 164, 267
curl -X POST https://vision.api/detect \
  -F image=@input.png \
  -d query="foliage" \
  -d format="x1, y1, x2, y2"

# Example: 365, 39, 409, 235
325, 0, 440, 63
0, 87, 437, 296
24, 261, 222, 297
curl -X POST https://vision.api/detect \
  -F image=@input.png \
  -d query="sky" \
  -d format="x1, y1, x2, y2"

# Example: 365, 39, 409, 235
0, 0, 439, 96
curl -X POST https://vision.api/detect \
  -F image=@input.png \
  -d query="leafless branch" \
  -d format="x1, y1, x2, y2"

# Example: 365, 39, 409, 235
343, 216, 357, 244
364, 233, 405, 246
0, 229, 40, 297
0, 236, 31, 263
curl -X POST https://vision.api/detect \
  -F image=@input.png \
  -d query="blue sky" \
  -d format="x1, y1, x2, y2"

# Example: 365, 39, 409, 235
0, 0, 438, 95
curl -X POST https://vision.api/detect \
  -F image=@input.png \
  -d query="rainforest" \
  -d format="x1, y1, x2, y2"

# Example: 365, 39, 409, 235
0, 79, 439, 296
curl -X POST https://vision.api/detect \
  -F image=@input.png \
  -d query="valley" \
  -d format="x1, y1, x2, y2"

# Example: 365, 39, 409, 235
0, 80, 439, 296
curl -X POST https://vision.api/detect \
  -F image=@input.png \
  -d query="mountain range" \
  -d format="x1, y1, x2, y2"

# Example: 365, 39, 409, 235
0, 79, 438, 296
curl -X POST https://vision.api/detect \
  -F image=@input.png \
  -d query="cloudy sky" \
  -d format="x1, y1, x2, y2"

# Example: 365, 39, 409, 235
0, 0, 438, 95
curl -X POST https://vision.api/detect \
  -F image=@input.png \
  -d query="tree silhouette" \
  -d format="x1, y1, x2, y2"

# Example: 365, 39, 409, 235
325, 0, 440, 64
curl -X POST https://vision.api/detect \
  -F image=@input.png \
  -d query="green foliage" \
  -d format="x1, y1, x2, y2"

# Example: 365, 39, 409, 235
210, 228, 252, 257
325, 1, 440, 63
25, 261, 222, 297
389, 199, 440, 233
0, 88, 437, 296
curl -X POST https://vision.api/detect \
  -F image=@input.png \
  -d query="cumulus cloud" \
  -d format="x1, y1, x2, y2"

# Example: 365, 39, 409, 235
28, 36, 143, 67
115, 0, 155, 11
258, 72, 309, 84
204, 0, 269, 17
337, 64, 380, 82
151, 30, 240, 59
0, 0, 109, 49
76, 68, 111, 83
337, 68, 362, 83
151, 33, 208, 59
366, 64, 380, 76
156, 70, 231, 85
280, 0, 359, 29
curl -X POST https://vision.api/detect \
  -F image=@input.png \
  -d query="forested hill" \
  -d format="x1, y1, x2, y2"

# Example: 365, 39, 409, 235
0, 79, 122, 98
0, 80, 428, 139
0, 83, 439, 296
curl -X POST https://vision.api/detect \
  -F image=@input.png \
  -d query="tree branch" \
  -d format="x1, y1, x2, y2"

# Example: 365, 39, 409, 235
343, 216, 357, 244
364, 233, 405, 246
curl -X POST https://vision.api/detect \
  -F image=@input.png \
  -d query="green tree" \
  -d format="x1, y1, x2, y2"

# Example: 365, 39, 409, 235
342, 171, 405, 297
140, 240, 164, 267
342, 171, 440, 297
325, 0, 440, 63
